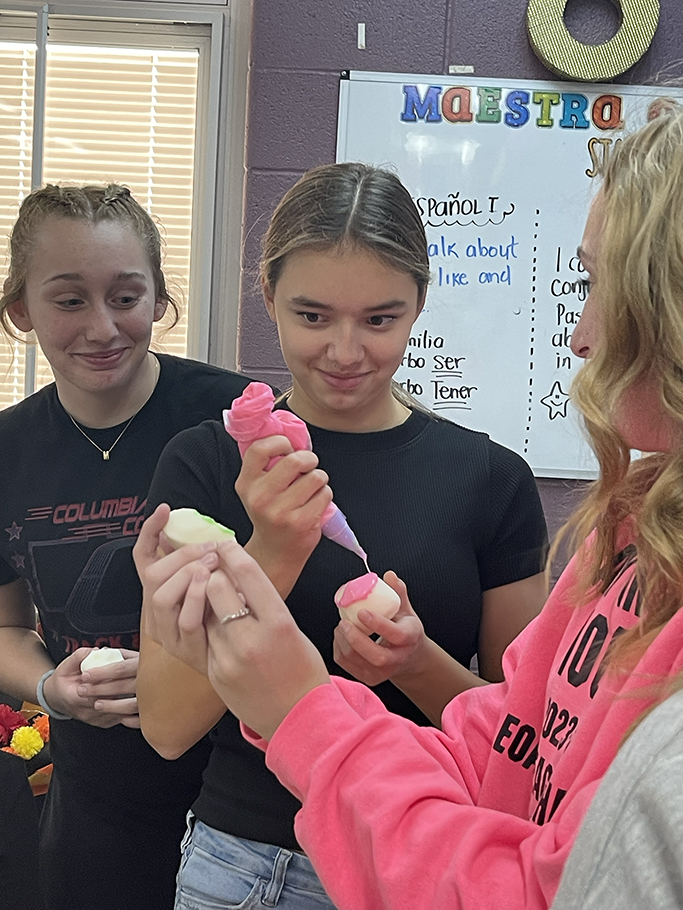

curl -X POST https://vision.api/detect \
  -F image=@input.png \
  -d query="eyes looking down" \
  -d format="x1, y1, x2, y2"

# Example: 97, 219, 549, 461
262, 245, 425, 432
6, 216, 166, 398
47, 276, 147, 312
266, 216, 675, 450
8, 187, 676, 453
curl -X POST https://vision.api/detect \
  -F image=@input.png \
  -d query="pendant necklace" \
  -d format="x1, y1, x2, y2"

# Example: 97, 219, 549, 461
67, 411, 137, 460
65, 355, 159, 460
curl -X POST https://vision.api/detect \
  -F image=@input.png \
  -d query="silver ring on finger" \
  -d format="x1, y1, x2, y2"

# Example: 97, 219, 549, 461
219, 606, 252, 624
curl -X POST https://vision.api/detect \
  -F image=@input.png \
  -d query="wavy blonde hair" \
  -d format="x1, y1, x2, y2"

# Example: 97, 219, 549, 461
558, 111, 683, 668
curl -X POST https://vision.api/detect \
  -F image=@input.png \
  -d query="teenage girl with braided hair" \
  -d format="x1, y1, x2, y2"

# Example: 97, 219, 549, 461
0, 183, 252, 909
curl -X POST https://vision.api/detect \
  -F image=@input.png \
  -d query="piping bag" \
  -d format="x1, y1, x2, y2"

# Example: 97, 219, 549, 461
223, 382, 368, 566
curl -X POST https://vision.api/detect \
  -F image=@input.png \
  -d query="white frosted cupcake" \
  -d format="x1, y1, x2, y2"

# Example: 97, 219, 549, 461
80, 647, 125, 672
334, 572, 400, 632
163, 508, 235, 549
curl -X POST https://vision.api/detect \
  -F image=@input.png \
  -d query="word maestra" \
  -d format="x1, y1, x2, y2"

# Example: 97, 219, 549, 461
401, 84, 623, 131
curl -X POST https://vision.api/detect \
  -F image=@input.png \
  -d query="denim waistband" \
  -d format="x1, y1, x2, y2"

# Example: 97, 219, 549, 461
190, 819, 329, 899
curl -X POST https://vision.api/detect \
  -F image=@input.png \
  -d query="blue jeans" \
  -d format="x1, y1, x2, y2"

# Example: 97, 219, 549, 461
174, 814, 337, 909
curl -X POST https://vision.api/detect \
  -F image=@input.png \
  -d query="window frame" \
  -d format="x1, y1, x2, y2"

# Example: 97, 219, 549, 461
0, 0, 248, 370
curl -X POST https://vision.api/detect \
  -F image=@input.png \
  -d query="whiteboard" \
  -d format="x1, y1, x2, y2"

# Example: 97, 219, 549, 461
337, 72, 683, 478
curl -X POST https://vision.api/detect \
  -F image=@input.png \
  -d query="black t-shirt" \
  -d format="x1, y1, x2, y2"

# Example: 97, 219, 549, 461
0, 354, 253, 909
147, 407, 548, 850
0, 751, 42, 910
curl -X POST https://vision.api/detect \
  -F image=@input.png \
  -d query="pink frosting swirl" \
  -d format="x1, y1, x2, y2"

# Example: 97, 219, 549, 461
271, 410, 312, 454
223, 383, 279, 454
223, 382, 336, 527
223, 382, 312, 462
334, 573, 378, 609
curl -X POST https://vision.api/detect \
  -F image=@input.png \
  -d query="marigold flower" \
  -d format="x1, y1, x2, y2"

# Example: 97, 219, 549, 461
33, 712, 50, 742
10, 725, 45, 760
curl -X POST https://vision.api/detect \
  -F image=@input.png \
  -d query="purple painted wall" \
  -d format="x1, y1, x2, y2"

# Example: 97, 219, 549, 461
237, 0, 680, 538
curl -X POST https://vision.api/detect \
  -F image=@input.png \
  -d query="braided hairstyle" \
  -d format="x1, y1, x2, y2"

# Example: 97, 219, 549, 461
1, 183, 179, 339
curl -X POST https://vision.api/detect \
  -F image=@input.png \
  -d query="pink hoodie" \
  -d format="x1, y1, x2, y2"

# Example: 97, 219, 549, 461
244, 544, 683, 910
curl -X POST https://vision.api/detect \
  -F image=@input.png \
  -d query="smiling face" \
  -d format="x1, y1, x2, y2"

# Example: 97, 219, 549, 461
7, 216, 166, 406
572, 193, 677, 453
264, 246, 424, 432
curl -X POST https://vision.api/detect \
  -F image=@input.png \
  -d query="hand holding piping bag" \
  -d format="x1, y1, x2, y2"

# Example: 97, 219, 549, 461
223, 382, 368, 565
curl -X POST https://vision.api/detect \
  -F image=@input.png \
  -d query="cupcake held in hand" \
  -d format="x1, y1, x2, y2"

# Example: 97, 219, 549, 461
334, 573, 400, 633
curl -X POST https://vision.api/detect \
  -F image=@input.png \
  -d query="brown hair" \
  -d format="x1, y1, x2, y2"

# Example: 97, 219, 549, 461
1, 183, 179, 340
260, 162, 432, 412
260, 162, 430, 300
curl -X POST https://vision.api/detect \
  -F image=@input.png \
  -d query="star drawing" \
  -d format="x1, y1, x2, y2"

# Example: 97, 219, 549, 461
11, 553, 25, 569
5, 521, 22, 540
540, 381, 570, 420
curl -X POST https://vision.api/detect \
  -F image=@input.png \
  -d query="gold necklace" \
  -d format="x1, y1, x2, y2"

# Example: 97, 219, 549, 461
65, 355, 159, 460
67, 411, 137, 460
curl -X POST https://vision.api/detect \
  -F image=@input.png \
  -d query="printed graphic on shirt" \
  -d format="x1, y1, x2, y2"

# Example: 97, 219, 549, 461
3, 493, 147, 659
491, 544, 640, 826
27, 496, 145, 536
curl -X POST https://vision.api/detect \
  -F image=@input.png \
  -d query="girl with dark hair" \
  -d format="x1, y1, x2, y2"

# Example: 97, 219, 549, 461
136, 162, 547, 909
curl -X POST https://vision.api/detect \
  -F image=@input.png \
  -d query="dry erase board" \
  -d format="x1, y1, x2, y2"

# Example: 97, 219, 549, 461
336, 72, 683, 478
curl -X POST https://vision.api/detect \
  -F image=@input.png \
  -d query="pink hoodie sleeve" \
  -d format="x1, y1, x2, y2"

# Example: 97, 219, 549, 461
242, 601, 599, 910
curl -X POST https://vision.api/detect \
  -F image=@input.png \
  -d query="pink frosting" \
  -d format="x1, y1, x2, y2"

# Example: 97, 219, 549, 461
223, 382, 312, 465
335, 573, 379, 609
223, 383, 336, 526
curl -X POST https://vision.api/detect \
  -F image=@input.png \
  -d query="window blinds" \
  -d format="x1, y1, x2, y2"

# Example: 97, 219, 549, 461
0, 40, 199, 409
